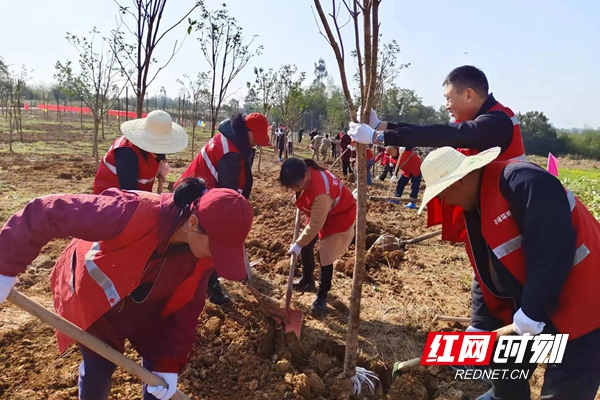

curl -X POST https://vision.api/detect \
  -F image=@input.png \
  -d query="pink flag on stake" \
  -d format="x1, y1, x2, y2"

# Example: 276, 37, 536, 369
547, 152, 559, 177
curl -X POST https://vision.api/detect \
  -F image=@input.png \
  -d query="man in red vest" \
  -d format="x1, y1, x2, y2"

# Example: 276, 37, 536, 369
416, 146, 600, 400
177, 112, 270, 305
347, 65, 525, 242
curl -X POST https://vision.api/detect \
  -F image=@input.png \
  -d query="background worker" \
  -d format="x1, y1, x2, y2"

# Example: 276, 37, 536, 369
279, 158, 356, 315
418, 147, 600, 400
93, 110, 187, 195
347, 65, 525, 242
178, 112, 270, 305
0, 179, 253, 400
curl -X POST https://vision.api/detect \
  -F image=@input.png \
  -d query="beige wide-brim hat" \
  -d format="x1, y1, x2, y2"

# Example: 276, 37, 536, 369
120, 110, 188, 154
417, 146, 502, 215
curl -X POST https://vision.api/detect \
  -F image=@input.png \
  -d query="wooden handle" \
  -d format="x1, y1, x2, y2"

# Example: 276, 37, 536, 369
7, 289, 191, 400
157, 174, 165, 195
285, 208, 302, 310
398, 230, 442, 246
433, 315, 471, 323
394, 323, 515, 372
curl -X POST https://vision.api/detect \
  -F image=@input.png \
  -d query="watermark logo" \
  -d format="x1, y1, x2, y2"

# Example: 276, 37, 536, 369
421, 332, 568, 380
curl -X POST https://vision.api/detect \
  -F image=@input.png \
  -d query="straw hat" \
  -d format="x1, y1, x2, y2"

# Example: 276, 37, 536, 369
120, 110, 188, 154
417, 146, 501, 214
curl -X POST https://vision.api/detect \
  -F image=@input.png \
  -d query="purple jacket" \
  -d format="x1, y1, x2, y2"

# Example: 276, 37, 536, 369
0, 189, 209, 372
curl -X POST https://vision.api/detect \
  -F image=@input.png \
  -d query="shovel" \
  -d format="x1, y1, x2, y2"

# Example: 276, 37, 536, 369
6, 288, 191, 400
284, 208, 304, 338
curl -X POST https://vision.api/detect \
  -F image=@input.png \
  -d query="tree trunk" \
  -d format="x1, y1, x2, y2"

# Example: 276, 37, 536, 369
344, 142, 367, 376
191, 121, 196, 158
93, 117, 100, 170
8, 109, 13, 154
102, 114, 105, 140
136, 92, 144, 118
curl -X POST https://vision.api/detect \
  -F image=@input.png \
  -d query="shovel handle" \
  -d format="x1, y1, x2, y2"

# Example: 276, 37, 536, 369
7, 289, 191, 400
157, 174, 165, 195
394, 323, 515, 371
285, 208, 302, 311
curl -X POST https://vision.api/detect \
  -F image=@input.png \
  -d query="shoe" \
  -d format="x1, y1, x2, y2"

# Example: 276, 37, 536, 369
279, 158, 283, 162
293, 276, 316, 292
207, 282, 231, 305
310, 292, 328, 315
388, 199, 400, 205
404, 202, 417, 209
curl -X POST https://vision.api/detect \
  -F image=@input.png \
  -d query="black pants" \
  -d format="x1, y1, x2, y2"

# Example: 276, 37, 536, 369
379, 165, 393, 180
485, 327, 600, 400
278, 146, 284, 159
300, 235, 333, 294
342, 160, 353, 176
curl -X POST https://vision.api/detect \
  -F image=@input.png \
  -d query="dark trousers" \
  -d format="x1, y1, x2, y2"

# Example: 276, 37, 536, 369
485, 328, 600, 400
342, 159, 353, 176
395, 173, 422, 199
78, 346, 161, 400
379, 165, 393, 180
287, 142, 293, 155
300, 235, 333, 294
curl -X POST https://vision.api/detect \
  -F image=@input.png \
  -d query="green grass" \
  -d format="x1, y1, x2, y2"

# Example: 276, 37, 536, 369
558, 169, 600, 220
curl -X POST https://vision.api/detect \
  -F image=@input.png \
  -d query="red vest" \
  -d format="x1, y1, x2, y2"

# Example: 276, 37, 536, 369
178, 133, 246, 194
398, 150, 422, 178
427, 101, 526, 242
466, 161, 600, 339
295, 168, 356, 238
93, 136, 159, 194
49, 191, 213, 351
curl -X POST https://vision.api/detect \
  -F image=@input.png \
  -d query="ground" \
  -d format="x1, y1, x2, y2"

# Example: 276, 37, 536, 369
0, 111, 598, 400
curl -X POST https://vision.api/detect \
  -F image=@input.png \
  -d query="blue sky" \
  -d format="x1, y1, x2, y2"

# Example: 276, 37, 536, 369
1, 0, 598, 128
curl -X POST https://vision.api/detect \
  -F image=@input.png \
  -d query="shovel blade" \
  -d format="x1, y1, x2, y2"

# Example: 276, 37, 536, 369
285, 309, 304, 338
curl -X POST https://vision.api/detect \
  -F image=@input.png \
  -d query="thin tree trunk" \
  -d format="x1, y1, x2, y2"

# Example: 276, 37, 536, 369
191, 121, 196, 158
93, 117, 100, 170
136, 92, 144, 118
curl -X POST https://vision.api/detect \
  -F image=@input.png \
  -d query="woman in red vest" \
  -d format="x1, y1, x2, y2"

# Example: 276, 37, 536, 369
415, 147, 600, 400
279, 158, 356, 315
93, 110, 188, 195
0, 179, 253, 400
177, 112, 270, 305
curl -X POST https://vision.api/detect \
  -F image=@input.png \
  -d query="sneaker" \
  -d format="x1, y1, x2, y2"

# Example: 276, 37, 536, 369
404, 202, 417, 209
310, 292, 328, 315
293, 276, 316, 292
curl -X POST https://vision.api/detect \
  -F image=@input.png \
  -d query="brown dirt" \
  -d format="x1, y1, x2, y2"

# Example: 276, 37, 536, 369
0, 114, 598, 399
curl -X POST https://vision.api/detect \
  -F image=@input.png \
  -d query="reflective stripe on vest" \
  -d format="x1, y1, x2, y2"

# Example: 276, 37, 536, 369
319, 170, 342, 209
102, 157, 155, 185
84, 242, 120, 306
510, 116, 519, 126
201, 146, 218, 181
492, 189, 590, 266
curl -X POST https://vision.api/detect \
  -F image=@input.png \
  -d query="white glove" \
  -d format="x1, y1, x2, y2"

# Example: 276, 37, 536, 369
352, 188, 359, 200
388, 162, 394, 167
157, 160, 170, 179
466, 325, 488, 333
347, 122, 376, 144
147, 372, 178, 400
513, 308, 545, 335
357, 107, 381, 129
0, 274, 17, 303
390, 175, 398, 183
288, 242, 302, 257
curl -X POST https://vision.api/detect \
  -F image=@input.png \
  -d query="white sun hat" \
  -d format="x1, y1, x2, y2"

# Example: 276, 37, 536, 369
417, 146, 502, 215
120, 110, 188, 154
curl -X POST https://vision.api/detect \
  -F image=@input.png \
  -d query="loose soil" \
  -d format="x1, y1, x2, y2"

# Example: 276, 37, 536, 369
0, 113, 597, 399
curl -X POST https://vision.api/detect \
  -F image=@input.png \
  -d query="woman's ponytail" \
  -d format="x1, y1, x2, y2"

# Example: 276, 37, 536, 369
173, 177, 208, 209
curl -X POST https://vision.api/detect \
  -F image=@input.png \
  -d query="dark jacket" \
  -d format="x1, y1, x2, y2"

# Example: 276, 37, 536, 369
383, 94, 514, 153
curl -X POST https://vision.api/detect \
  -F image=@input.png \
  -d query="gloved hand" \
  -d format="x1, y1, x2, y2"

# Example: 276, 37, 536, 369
390, 175, 398, 183
357, 107, 381, 129
157, 160, 170, 179
288, 242, 302, 257
466, 325, 488, 333
513, 308, 545, 335
0, 275, 18, 303
347, 122, 376, 144
147, 372, 178, 400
